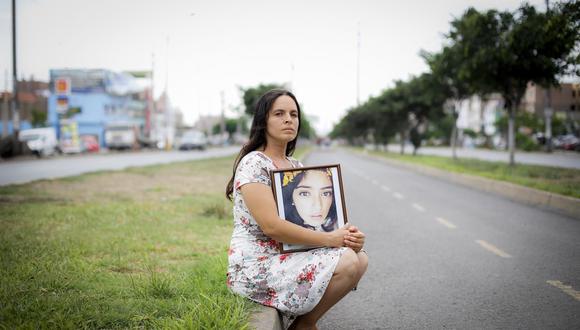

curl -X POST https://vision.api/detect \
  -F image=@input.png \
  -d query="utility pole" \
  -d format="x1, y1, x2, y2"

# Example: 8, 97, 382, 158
2, 70, 8, 138
11, 0, 20, 139
220, 90, 226, 144
356, 21, 361, 107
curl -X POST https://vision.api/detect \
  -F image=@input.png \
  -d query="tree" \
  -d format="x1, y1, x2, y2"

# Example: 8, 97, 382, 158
239, 83, 316, 139
423, 45, 471, 159
30, 108, 47, 128
240, 83, 285, 116
212, 118, 238, 136
447, 3, 580, 165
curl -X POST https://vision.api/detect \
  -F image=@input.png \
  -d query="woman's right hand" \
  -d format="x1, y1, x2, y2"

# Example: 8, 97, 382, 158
326, 224, 352, 248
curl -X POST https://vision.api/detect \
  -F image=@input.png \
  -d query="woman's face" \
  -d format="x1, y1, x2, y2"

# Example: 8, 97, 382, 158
266, 95, 299, 144
292, 170, 333, 226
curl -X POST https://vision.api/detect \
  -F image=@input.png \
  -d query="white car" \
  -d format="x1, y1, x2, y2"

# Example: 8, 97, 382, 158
18, 127, 59, 157
178, 130, 208, 150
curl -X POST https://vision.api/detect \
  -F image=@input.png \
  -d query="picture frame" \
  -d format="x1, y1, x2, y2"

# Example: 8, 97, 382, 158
270, 164, 349, 253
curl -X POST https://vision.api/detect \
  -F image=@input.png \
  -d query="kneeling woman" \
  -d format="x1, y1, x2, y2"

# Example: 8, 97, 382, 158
225, 89, 368, 330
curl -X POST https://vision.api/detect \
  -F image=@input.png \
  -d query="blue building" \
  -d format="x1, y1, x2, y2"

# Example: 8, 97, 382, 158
47, 69, 150, 148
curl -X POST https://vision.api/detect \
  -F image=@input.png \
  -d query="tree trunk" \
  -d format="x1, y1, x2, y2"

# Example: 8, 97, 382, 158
543, 88, 553, 153
508, 105, 516, 166
479, 96, 489, 147
450, 102, 458, 160
399, 130, 405, 154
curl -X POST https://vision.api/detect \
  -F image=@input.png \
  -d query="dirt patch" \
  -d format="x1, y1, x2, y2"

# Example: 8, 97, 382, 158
9, 162, 231, 204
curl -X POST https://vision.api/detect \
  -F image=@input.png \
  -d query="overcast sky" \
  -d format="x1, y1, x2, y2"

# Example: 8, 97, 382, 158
0, 0, 546, 134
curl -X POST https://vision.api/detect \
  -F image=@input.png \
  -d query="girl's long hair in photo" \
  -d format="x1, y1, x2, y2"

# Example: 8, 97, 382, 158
281, 170, 338, 232
225, 89, 301, 201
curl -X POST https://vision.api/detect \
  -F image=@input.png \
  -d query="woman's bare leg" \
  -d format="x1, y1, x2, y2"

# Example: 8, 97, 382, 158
292, 249, 368, 330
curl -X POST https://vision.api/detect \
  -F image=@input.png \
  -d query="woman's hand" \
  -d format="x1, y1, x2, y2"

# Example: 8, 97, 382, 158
344, 225, 366, 253
326, 225, 353, 248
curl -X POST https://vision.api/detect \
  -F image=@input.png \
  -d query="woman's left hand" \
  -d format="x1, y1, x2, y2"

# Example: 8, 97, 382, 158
343, 225, 365, 253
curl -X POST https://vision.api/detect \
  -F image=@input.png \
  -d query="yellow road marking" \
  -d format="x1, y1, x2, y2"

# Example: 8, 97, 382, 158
475, 240, 512, 258
393, 192, 404, 200
547, 280, 580, 301
412, 203, 425, 212
381, 185, 391, 192
436, 217, 457, 229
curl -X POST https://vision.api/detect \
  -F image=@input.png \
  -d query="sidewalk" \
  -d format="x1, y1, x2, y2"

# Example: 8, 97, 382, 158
380, 144, 580, 169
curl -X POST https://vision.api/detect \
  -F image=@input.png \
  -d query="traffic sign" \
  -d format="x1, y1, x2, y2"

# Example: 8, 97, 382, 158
55, 77, 71, 96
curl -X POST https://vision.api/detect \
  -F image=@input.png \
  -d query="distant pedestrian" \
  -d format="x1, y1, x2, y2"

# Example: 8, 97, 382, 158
225, 89, 368, 329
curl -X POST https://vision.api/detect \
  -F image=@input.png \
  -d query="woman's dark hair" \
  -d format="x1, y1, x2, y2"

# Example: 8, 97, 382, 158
225, 89, 301, 201
281, 170, 337, 232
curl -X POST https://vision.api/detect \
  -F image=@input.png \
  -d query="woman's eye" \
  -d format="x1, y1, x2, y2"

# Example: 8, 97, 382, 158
291, 113, 298, 118
298, 191, 310, 197
322, 191, 333, 197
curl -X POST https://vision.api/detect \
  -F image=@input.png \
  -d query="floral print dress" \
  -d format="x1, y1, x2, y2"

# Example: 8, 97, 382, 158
227, 151, 346, 325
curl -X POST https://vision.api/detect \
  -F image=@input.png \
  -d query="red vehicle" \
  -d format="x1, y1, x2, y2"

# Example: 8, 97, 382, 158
80, 135, 100, 153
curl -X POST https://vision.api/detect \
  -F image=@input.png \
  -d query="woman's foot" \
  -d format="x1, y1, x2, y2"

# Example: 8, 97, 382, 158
288, 316, 318, 330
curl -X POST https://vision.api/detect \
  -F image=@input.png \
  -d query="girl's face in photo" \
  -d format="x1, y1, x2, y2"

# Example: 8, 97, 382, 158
292, 170, 333, 226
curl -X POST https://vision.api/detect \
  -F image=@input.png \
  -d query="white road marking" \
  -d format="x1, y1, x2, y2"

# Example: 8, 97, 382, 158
393, 192, 404, 200
547, 280, 580, 301
381, 185, 391, 192
475, 240, 512, 258
436, 217, 457, 229
412, 203, 425, 212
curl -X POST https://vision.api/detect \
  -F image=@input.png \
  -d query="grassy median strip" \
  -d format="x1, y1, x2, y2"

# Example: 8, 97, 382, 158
0, 155, 253, 329
357, 148, 580, 199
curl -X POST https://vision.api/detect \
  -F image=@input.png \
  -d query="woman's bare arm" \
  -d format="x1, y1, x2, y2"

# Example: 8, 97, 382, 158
240, 183, 349, 247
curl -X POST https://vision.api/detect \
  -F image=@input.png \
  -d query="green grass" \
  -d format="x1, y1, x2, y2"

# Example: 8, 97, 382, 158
354, 147, 580, 199
0, 155, 255, 329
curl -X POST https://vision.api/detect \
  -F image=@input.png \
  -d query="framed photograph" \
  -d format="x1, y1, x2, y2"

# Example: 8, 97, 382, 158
270, 164, 349, 253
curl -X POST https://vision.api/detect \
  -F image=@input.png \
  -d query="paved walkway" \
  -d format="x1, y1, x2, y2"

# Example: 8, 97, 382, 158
379, 144, 580, 169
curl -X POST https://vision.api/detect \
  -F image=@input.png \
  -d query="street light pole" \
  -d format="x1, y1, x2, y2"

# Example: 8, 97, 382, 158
356, 21, 360, 107
11, 0, 20, 139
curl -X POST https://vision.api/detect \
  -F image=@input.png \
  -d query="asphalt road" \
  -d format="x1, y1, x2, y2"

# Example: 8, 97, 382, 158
304, 148, 580, 330
0, 146, 240, 186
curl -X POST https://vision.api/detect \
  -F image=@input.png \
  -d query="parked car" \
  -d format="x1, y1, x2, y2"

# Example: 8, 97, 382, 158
80, 135, 100, 153
18, 127, 59, 157
105, 123, 139, 150
553, 134, 579, 151
178, 130, 207, 150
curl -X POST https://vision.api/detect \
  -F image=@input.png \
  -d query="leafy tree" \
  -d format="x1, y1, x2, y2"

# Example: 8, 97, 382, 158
423, 45, 471, 159
212, 118, 238, 135
30, 108, 47, 128
298, 114, 316, 139
447, 3, 580, 165
330, 105, 375, 145
239, 83, 316, 139
240, 83, 285, 116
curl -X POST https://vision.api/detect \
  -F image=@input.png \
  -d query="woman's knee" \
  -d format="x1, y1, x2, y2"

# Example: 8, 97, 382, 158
335, 248, 359, 280
356, 251, 369, 276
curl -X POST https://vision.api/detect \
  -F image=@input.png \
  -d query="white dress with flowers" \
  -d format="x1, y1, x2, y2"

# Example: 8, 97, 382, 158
227, 151, 346, 322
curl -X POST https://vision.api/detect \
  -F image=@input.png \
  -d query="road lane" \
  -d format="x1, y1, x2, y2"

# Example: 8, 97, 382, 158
0, 147, 239, 186
303, 148, 580, 329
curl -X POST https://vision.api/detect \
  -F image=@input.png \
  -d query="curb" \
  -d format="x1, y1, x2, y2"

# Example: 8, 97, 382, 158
358, 150, 580, 220
249, 305, 283, 330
